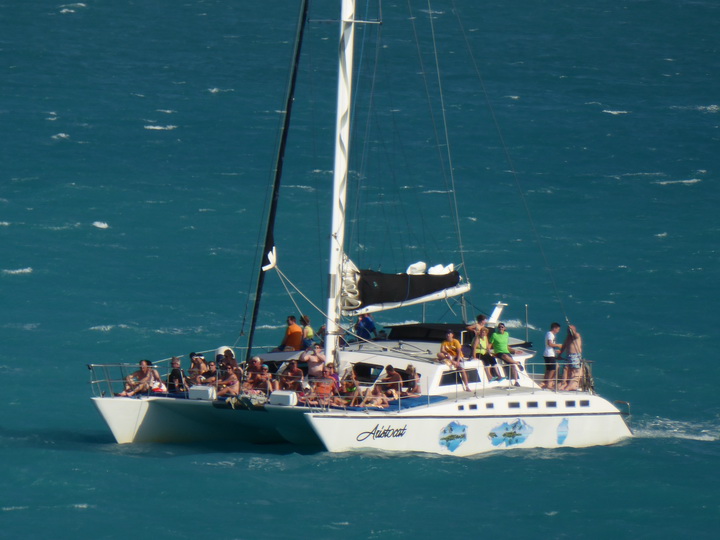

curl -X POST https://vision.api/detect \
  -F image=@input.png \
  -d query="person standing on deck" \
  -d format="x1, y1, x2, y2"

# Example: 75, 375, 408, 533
355, 313, 377, 341
466, 314, 487, 337
559, 325, 583, 391
541, 322, 563, 389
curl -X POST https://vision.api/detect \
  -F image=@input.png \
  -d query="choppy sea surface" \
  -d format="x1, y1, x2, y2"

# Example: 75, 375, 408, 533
2, 1, 719, 538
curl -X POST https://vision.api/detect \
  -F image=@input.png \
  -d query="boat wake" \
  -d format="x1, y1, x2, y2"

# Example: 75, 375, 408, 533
632, 416, 719, 442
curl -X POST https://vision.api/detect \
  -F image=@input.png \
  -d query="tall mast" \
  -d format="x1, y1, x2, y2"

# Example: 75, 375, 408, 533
325, 0, 357, 365
245, 0, 309, 362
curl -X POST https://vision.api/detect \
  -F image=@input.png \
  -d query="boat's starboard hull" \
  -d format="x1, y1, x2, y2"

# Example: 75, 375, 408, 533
304, 392, 632, 456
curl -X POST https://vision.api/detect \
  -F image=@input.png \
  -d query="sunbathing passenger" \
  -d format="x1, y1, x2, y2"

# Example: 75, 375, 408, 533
379, 365, 403, 400
279, 359, 304, 391
198, 361, 218, 385
340, 365, 361, 406
167, 356, 188, 393
402, 364, 421, 397
216, 368, 240, 397
360, 384, 390, 409
305, 369, 346, 407
245, 364, 274, 395
303, 344, 326, 379
118, 360, 160, 396
188, 353, 208, 385
219, 349, 239, 371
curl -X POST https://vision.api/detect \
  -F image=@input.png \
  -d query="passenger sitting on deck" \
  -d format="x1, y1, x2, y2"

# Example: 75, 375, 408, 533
280, 359, 304, 391
489, 323, 524, 385
437, 330, 471, 392
325, 363, 339, 385
198, 361, 219, 386
216, 368, 240, 397
340, 365, 361, 406
402, 364, 421, 397
360, 383, 390, 408
167, 356, 188, 393
188, 353, 208, 385
300, 314, 315, 349
379, 365, 403, 399
273, 315, 303, 351
246, 356, 262, 375
118, 360, 160, 397
472, 327, 502, 381
219, 349, 239, 372
246, 364, 274, 395
302, 344, 326, 379
305, 369, 345, 406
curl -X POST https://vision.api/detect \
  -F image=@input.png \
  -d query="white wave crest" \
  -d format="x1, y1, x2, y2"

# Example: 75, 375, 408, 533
602, 110, 630, 115
633, 417, 719, 442
89, 324, 131, 332
144, 125, 177, 131
653, 178, 702, 185
92, 221, 109, 229
285, 185, 316, 192
3, 267, 32, 275
51, 133, 70, 140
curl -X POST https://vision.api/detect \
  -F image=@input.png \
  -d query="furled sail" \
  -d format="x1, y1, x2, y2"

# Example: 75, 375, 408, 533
341, 259, 471, 315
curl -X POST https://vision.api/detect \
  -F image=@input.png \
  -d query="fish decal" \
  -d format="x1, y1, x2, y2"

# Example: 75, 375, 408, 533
488, 418, 533, 447
440, 421, 468, 452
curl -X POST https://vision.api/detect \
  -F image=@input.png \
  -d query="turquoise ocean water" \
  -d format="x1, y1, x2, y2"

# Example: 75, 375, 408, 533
2, 1, 719, 538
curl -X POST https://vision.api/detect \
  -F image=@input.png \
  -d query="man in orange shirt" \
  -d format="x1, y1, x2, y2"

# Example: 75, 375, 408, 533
436, 330, 471, 392
277, 315, 303, 351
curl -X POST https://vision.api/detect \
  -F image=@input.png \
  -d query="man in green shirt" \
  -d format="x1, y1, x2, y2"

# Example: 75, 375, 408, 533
489, 323, 524, 384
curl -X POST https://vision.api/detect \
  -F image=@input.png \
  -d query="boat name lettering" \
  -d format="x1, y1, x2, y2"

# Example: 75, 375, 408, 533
356, 424, 408, 442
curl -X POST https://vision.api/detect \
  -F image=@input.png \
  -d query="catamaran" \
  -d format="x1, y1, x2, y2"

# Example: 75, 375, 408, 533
89, 0, 632, 455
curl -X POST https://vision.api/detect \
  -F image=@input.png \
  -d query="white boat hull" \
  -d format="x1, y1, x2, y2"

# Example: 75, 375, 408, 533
91, 396, 286, 444
303, 391, 632, 456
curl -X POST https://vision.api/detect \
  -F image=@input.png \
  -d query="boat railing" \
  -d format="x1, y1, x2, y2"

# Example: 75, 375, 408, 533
459, 358, 597, 397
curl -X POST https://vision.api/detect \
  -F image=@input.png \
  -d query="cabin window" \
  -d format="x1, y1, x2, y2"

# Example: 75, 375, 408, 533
580, 400, 590, 407
546, 401, 557, 408
469, 404, 478, 410
439, 369, 480, 386
458, 405, 465, 411
486, 403, 494, 409
527, 401, 539, 408
509, 402, 520, 409
352, 362, 384, 384
565, 400, 576, 407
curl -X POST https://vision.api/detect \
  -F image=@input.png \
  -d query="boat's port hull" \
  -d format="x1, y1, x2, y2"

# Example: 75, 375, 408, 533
91, 396, 286, 444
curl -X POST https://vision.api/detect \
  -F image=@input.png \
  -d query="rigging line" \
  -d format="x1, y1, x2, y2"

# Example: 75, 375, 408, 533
274, 266, 329, 323
406, 1, 452, 259
425, 0, 469, 288
245, 0, 311, 361
450, 0, 569, 321
273, 267, 303, 318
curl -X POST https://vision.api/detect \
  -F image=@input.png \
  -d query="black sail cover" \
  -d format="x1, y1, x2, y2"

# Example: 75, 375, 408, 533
357, 269, 461, 307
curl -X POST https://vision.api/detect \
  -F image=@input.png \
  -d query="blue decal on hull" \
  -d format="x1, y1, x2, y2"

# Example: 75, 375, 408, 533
557, 418, 569, 445
440, 421, 468, 452
488, 418, 533, 447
